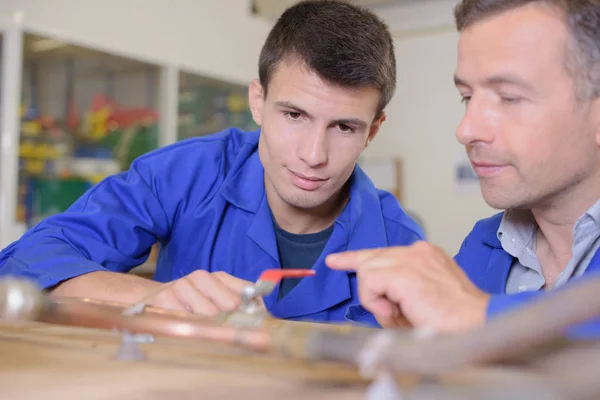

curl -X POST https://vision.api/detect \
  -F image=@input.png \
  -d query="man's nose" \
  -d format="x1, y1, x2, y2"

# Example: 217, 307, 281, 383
298, 128, 328, 167
456, 97, 494, 146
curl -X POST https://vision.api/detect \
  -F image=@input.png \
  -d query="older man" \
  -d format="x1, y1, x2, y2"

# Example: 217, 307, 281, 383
327, 0, 600, 335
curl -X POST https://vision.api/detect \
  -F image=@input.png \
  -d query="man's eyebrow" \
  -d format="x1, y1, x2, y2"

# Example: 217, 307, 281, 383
274, 101, 313, 119
275, 101, 368, 129
454, 75, 468, 87
333, 118, 368, 130
484, 74, 535, 91
454, 74, 535, 91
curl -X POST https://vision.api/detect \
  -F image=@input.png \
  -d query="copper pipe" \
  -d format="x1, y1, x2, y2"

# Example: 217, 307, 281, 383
39, 298, 274, 352
0, 278, 370, 359
39, 298, 380, 361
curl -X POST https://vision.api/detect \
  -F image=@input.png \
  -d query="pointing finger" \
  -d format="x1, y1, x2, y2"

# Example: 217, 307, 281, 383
325, 248, 383, 270
327, 247, 413, 271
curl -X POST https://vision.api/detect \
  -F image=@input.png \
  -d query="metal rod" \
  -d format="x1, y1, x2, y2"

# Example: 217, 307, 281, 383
302, 275, 600, 375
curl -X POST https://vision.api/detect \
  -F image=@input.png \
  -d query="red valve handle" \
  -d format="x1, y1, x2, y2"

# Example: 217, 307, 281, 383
257, 269, 316, 284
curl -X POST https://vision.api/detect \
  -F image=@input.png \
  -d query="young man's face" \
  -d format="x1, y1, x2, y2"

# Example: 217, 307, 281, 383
249, 59, 384, 212
454, 4, 600, 210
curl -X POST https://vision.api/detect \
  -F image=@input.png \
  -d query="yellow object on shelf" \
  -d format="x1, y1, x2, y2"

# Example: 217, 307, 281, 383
37, 144, 61, 160
227, 94, 246, 113
21, 121, 42, 136
84, 107, 111, 141
88, 174, 108, 185
25, 159, 45, 175
19, 142, 35, 158
36, 144, 50, 159
19, 143, 62, 160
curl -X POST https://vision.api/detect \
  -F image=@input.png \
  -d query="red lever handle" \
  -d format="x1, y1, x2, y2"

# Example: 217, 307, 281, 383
257, 269, 316, 284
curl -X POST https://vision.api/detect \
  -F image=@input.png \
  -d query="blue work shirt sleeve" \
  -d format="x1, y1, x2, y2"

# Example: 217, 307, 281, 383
0, 157, 172, 290
487, 291, 541, 319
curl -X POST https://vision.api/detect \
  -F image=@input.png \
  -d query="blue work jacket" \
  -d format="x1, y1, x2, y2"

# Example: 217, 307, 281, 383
456, 212, 600, 338
0, 128, 425, 324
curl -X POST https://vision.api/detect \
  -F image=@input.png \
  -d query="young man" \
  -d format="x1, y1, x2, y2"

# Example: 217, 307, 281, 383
0, 0, 424, 324
327, 0, 600, 333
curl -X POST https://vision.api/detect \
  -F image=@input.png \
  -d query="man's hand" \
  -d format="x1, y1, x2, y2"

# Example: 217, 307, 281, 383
325, 241, 490, 333
142, 270, 260, 317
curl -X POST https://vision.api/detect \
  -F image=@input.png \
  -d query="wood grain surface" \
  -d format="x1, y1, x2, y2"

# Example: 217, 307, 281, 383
0, 322, 371, 400
0, 322, 564, 400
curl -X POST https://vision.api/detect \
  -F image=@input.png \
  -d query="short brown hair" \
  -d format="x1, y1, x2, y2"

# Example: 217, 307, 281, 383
454, 0, 600, 100
258, 0, 396, 115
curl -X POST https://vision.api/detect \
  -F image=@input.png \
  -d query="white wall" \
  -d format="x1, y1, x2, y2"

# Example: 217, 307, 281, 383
374, 0, 458, 36
0, 0, 272, 85
364, 31, 495, 255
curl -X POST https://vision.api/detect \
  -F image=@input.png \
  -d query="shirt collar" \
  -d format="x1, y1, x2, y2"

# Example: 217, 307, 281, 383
497, 209, 537, 253
577, 199, 600, 228
573, 199, 600, 243
218, 130, 264, 214
496, 200, 600, 254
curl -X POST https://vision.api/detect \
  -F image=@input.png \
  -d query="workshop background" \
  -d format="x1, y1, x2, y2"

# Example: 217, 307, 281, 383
0, 0, 494, 270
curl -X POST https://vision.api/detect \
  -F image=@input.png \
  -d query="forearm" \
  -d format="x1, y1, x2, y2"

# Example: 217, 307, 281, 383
50, 271, 162, 304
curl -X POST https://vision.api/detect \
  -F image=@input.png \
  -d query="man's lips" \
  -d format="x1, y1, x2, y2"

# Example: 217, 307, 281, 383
289, 170, 328, 190
291, 171, 326, 181
470, 161, 508, 176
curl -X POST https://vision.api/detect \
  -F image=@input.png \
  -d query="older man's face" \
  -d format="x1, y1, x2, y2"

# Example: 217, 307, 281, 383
454, 4, 600, 210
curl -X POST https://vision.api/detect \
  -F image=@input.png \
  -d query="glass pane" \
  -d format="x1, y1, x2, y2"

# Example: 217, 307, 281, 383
18, 33, 161, 226
178, 71, 257, 141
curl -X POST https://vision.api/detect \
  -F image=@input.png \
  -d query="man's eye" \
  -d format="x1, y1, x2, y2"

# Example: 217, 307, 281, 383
338, 124, 354, 133
501, 96, 522, 104
285, 112, 301, 119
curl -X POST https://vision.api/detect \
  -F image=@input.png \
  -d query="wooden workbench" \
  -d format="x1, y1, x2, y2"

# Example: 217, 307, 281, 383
0, 321, 568, 400
0, 322, 370, 400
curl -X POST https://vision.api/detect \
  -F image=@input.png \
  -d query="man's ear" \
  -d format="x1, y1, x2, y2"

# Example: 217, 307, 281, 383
365, 112, 386, 148
248, 79, 264, 126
